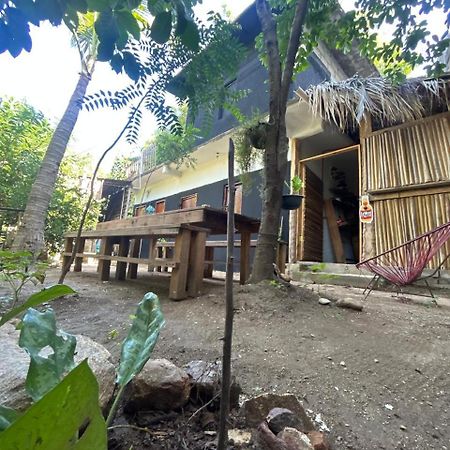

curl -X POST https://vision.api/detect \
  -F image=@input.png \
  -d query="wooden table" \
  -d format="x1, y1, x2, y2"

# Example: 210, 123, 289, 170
63, 207, 260, 300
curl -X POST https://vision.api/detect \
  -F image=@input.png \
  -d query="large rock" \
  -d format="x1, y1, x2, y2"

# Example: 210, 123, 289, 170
241, 393, 314, 432
185, 360, 241, 409
125, 359, 191, 412
267, 407, 303, 434
0, 323, 115, 411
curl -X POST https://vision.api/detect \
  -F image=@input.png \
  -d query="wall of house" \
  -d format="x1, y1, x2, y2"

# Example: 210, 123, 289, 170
361, 112, 450, 269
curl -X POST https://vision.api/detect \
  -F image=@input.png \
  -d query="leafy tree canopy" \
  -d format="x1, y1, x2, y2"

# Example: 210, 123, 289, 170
1, 0, 203, 67
0, 97, 101, 254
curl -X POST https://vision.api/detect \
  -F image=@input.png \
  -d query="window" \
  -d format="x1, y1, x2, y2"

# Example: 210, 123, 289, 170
180, 194, 197, 209
134, 205, 147, 216
155, 200, 166, 214
223, 183, 243, 214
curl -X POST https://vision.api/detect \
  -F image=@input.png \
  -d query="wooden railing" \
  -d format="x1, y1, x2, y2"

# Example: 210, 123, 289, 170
125, 145, 157, 179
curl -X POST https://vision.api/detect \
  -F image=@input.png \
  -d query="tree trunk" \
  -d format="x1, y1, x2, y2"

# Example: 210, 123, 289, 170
12, 72, 91, 255
251, 118, 289, 282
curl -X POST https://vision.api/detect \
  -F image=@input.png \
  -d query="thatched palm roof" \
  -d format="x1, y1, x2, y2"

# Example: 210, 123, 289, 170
297, 75, 449, 131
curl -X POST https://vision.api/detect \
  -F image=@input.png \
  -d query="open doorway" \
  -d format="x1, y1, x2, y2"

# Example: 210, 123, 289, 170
299, 145, 360, 264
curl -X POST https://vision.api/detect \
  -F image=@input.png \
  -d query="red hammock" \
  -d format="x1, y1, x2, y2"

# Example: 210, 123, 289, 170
356, 220, 450, 297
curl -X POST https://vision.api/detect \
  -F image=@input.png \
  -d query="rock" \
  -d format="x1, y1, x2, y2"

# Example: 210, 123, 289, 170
254, 421, 290, 450
0, 324, 115, 412
241, 393, 314, 431
279, 428, 314, 450
318, 298, 331, 305
336, 298, 363, 311
125, 359, 191, 412
228, 429, 252, 445
185, 360, 241, 409
267, 407, 303, 434
307, 431, 330, 450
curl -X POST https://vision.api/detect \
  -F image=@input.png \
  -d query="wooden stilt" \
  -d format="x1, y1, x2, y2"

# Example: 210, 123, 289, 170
240, 230, 251, 284
127, 238, 141, 279
116, 237, 130, 280
74, 238, 86, 272
99, 238, 114, 281
187, 230, 207, 297
169, 228, 191, 300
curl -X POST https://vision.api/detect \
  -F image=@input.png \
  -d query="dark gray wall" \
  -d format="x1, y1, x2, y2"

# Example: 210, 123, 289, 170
137, 168, 291, 271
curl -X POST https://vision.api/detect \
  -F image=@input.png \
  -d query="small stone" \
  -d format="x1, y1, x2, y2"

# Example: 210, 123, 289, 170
400, 425, 407, 431
318, 298, 331, 305
228, 429, 252, 445
266, 407, 303, 434
340, 361, 346, 367
307, 431, 330, 450
384, 404, 393, 411
374, 359, 379, 363
279, 427, 314, 449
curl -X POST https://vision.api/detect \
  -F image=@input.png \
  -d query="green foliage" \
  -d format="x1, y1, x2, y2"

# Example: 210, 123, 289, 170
109, 154, 138, 180
0, 284, 75, 328
83, 12, 246, 144
0, 250, 46, 308
0, 361, 107, 450
0, 406, 20, 432
116, 292, 165, 387
290, 176, 303, 194
19, 308, 77, 402
0, 99, 101, 253
106, 292, 164, 426
257, 0, 449, 82
1, 0, 201, 73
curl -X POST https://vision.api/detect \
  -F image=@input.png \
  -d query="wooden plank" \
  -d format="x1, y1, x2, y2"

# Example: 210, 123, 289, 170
62, 237, 74, 272
64, 225, 181, 238
187, 230, 207, 297
99, 238, 114, 281
240, 230, 251, 284
324, 199, 345, 263
74, 238, 86, 272
204, 247, 214, 278
298, 144, 360, 163
127, 238, 141, 279
115, 237, 130, 281
147, 238, 157, 272
169, 228, 191, 300
277, 241, 288, 274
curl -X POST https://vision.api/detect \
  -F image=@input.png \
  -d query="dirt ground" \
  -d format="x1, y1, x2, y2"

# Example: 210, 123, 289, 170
7, 265, 450, 449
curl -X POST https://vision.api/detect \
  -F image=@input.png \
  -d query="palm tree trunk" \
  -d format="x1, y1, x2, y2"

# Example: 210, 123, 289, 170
12, 72, 90, 255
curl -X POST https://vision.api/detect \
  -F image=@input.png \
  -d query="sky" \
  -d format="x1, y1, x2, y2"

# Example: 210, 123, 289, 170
0, 0, 446, 171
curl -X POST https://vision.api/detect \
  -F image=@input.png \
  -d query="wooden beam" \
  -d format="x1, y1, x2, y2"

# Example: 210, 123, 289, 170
127, 238, 141, 279
240, 230, 251, 284
187, 230, 208, 297
298, 144, 359, 164
115, 237, 130, 281
74, 237, 86, 272
169, 228, 192, 300
99, 238, 114, 281
204, 247, 214, 278
62, 237, 74, 273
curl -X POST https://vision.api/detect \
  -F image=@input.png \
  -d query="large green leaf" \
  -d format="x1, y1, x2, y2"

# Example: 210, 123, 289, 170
18, 308, 76, 401
115, 9, 140, 40
151, 10, 172, 44
117, 292, 165, 387
0, 406, 20, 432
0, 285, 75, 328
0, 361, 107, 450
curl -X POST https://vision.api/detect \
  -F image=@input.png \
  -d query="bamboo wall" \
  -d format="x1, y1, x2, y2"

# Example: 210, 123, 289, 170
361, 112, 450, 269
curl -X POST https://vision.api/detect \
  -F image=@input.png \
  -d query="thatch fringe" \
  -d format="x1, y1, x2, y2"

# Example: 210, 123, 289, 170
298, 75, 449, 131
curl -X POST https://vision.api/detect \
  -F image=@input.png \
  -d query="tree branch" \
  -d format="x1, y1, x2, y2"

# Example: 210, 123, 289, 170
280, 0, 309, 106
255, 0, 282, 120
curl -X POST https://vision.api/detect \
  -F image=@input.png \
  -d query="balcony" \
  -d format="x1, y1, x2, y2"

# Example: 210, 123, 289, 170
125, 144, 157, 179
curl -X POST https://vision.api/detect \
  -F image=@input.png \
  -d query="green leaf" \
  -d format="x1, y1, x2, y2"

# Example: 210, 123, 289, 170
115, 9, 140, 40
116, 292, 165, 387
18, 308, 76, 401
0, 406, 20, 432
0, 285, 75, 328
180, 19, 199, 51
0, 361, 107, 450
151, 10, 172, 44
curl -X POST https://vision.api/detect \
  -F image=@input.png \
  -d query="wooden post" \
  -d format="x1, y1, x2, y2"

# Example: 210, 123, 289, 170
218, 138, 235, 450
324, 199, 345, 263
74, 237, 86, 272
127, 238, 141, 279
187, 230, 207, 297
204, 247, 214, 278
239, 230, 251, 284
98, 238, 114, 281
147, 238, 157, 272
62, 237, 74, 272
277, 241, 288, 274
169, 228, 191, 300
289, 138, 300, 263
116, 237, 130, 281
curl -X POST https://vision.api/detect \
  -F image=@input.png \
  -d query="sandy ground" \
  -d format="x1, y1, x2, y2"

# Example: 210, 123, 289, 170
3, 265, 450, 449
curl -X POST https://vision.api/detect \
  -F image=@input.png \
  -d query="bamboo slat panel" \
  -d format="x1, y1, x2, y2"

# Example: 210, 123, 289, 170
362, 114, 449, 192
372, 192, 450, 269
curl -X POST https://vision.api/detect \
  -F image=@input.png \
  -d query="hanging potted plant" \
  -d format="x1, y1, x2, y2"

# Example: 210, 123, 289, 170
282, 175, 304, 210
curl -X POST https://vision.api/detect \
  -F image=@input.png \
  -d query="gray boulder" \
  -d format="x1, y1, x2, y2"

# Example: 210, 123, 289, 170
267, 407, 303, 434
0, 323, 115, 411
125, 358, 191, 412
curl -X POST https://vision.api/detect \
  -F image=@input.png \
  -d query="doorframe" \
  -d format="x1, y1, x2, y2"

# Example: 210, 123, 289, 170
297, 144, 361, 262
